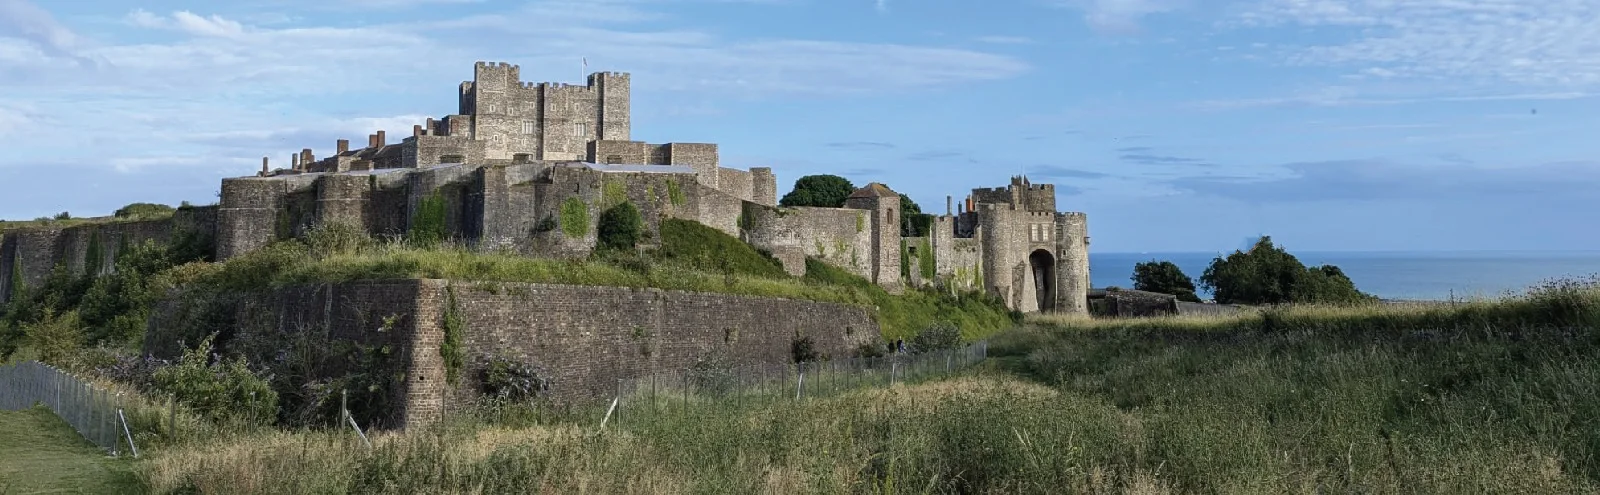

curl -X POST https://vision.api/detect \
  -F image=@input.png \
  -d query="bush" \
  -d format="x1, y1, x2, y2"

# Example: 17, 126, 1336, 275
596, 202, 642, 251
24, 309, 84, 366
152, 333, 279, 427
114, 202, 175, 219
909, 321, 962, 354
479, 355, 550, 402
791, 334, 820, 363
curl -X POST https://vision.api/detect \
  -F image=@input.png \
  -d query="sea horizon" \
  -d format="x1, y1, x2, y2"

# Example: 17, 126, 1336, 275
1089, 250, 1600, 302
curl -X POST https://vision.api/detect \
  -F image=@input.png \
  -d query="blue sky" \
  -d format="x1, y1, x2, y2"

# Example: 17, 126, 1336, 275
0, 0, 1597, 253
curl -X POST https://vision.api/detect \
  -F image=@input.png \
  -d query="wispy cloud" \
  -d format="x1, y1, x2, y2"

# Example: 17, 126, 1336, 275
1029, 165, 1110, 179
827, 141, 897, 150
1047, 0, 1189, 34
1231, 0, 1600, 92
0, 0, 92, 63
975, 35, 1033, 44
1171, 159, 1600, 203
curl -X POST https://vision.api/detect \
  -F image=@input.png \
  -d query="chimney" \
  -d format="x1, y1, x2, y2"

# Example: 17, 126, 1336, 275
946, 195, 953, 216
376, 130, 386, 147
368, 134, 377, 148
301, 148, 314, 166
426, 118, 435, 135
413, 124, 423, 137
261, 157, 269, 175
291, 154, 300, 170
337, 139, 349, 153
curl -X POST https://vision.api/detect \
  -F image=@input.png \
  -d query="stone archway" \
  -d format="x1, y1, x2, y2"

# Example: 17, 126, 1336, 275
1029, 249, 1056, 312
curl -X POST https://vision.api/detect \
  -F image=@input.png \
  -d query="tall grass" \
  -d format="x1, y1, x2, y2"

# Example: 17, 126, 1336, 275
134, 276, 1600, 494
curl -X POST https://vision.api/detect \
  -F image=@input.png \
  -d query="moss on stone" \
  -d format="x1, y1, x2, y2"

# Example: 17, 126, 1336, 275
559, 197, 589, 239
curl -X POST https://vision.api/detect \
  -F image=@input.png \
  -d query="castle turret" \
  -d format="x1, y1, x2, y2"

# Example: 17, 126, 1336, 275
845, 182, 903, 293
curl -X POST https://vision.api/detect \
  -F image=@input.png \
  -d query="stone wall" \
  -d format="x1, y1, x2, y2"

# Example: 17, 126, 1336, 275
0, 206, 218, 305
442, 281, 878, 406
148, 279, 878, 429
739, 203, 873, 279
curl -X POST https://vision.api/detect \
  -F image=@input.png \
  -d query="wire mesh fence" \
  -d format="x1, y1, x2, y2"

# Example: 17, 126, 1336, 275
609, 341, 989, 420
0, 361, 135, 455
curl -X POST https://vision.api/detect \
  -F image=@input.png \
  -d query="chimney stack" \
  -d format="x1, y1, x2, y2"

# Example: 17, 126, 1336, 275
413, 124, 423, 137
261, 157, 269, 175
291, 154, 300, 170
301, 148, 314, 166
426, 118, 435, 135
946, 195, 953, 216
376, 130, 386, 147
337, 139, 349, 153
368, 134, 377, 148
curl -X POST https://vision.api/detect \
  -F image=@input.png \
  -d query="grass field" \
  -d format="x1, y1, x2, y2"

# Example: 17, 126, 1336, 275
0, 406, 141, 494
128, 279, 1600, 494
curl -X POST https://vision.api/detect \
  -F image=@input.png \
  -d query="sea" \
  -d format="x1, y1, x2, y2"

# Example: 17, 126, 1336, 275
1090, 251, 1600, 302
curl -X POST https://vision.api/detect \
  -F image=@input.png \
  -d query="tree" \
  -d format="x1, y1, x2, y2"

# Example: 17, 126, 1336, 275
1199, 236, 1375, 305
899, 195, 934, 237
1131, 260, 1201, 302
596, 201, 643, 251
779, 175, 854, 208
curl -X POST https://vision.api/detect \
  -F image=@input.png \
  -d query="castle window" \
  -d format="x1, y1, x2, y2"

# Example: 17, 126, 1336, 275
522, 121, 535, 134
605, 154, 624, 164
573, 122, 587, 138
1030, 224, 1040, 242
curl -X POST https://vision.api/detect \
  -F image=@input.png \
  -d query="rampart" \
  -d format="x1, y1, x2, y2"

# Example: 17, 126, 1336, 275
146, 279, 878, 429
739, 203, 873, 278
0, 206, 217, 303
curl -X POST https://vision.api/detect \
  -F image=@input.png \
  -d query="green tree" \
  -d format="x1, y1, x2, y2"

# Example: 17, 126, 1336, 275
899, 195, 934, 237
779, 175, 854, 208
1132, 260, 1201, 303
1199, 236, 1375, 305
597, 201, 643, 251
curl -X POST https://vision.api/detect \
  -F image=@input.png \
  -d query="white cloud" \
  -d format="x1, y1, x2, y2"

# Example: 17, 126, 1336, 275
128, 10, 249, 38
0, 0, 1030, 180
1049, 0, 1189, 33
0, 0, 92, 63
1231, 0, 1600, 90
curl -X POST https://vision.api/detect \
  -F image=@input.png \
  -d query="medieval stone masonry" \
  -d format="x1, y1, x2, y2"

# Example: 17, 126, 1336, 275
0, 61, 1091, 425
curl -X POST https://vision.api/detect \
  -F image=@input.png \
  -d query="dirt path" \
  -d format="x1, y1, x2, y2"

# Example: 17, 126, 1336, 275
0, 406, 142, 494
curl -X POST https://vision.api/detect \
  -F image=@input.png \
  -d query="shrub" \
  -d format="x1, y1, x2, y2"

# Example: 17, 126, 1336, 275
559, 198, 589, 238
24, 309, 84, 366
152, 333, 278, 426
410, 192, 448, 247
596, 201, 642, 251
478, 355, 550, 402
114, 202, 175, 219
791, 333, 820, 363
909, 321, 962, 354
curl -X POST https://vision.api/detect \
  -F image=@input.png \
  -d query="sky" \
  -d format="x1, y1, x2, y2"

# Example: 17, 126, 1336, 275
0, 0, 1597, 254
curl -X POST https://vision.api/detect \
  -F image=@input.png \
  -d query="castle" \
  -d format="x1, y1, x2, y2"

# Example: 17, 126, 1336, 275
1, 61, 1090, 316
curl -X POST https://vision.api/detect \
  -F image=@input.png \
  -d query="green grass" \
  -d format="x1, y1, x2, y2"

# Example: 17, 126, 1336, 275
133, 279, 1600, 494
0, 406, 142, 493
652, 218, 788, 278
164, 223, 1017, 341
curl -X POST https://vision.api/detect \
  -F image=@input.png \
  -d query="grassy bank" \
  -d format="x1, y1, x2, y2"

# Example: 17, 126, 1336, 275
131, 278, 1600, 493
0, 406, 142, 493
164, 222, 1016, 342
